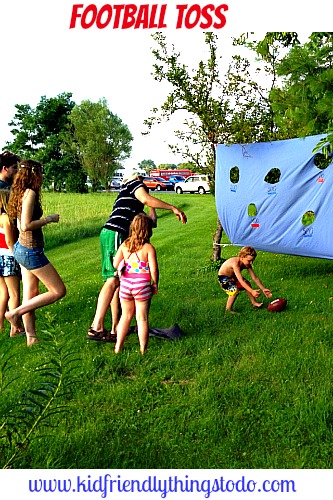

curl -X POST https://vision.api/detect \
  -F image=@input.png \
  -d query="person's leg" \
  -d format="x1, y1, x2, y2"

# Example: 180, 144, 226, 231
239, 279, 262, 307
135, 299, 150, 354
114, 299, 135, 354
4, 275, 24, 336
226, 293, 239, 313
219, 277, 240, 313
5, 262, 66, 331
19, 266, 39, 346
89, 277, 119, 334
245, 289, 263, 308
89, 228, 123, 336
0, 277, 9, 329
110, 286, 120, 335
5, 275, 21, 311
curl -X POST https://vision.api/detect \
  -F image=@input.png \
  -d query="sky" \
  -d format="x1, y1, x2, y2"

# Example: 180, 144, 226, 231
0, 0, 330, 169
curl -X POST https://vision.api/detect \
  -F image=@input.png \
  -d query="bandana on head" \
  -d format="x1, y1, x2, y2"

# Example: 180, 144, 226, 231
122, 168, 139, 183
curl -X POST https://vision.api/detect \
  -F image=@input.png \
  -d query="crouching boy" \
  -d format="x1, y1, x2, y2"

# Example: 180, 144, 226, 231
218, 246, 272, 313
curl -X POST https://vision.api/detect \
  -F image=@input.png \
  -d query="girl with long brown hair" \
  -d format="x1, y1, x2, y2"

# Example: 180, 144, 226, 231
113, 213, 159, 354
6, 160, 66, 346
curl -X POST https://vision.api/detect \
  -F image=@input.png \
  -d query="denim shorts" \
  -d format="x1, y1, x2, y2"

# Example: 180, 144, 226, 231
13, 241, 49, 271
0, 254, 21, 277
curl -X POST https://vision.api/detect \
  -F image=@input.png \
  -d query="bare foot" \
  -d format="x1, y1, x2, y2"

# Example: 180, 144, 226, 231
10, 330, 25, 338
27, 336, 41, 347
114, 343, 122, 354
253, 302, 263, 308
5, 310, 22, 330
226, 310, 240, 315
10, 321, 25, 337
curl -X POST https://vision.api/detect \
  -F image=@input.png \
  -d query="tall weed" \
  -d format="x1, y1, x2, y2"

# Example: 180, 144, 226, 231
0, 329, 81, 469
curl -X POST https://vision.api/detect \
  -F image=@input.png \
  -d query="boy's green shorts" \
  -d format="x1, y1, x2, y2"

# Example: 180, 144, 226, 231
100, 228, 125, 281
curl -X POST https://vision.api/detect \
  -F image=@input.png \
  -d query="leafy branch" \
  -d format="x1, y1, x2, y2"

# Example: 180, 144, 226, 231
0, 329, 80, 469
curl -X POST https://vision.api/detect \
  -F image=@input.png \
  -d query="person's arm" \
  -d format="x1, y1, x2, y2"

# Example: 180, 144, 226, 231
2, 215, 16, 252
135, 187, 187, 224
247, 267, 272, 297
20, 189, 60, 231
233, 263, 261, 297
147, 244, 159, 294
113, 244, 125, 270
148, 207, 157, 228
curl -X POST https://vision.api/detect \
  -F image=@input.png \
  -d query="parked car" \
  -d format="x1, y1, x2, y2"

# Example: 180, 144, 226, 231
85, 178, 107, 191
174, 174, 211, 194
109, 177, 122, 190
142, 176, 174, 191
168, 175, 186, 184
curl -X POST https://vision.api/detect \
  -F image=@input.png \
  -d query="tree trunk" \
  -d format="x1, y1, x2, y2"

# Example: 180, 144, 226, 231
212, 217, 223, 261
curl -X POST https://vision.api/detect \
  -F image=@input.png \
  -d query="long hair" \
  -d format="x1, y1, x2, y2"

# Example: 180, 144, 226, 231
7, 160, 43, 221
0, 189, 10, 214
125, 213, 153, 253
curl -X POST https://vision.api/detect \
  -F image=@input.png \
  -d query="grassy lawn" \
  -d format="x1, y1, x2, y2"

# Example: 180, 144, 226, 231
1, 192, 333, 469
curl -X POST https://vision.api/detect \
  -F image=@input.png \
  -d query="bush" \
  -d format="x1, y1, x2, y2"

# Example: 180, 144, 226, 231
65, 170, 88, 193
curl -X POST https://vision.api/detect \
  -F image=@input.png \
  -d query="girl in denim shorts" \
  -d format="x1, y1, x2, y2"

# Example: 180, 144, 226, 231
5, 160, 66, 347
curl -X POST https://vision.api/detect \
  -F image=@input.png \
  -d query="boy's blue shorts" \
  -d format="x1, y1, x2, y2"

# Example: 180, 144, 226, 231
218, 275, 240, 296
218, 275, 251, 296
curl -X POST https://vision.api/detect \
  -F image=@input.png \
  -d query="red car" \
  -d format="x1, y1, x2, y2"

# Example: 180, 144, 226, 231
142, 177, 174, 191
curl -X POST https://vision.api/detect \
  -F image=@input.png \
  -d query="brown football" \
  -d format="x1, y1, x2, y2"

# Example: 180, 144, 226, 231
267, 298, 287, 312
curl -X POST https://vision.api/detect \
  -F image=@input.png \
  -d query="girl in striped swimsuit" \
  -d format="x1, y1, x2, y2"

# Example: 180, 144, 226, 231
113, 213, 159, 355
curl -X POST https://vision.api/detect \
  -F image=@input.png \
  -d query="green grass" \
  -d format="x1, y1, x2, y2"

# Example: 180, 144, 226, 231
1, 191, 333, 468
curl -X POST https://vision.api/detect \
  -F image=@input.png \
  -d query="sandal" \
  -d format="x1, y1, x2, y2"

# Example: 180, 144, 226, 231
102, 332, 117, 343
86, 328, 109, 341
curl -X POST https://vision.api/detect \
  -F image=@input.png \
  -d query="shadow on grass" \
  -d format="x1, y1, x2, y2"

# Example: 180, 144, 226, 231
276, 254, 333, 280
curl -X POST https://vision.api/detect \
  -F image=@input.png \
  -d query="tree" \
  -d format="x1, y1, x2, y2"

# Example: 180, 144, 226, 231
177, 162, 196, 171
6, 104, 37, 156
65, 167, 88, 193
64, 98, 133, 190
267, 33, 333, 152
138, 159, 156, 173
144, 32, 274, 260
244, 32, 333, 156
6, 93, 84, 191
157, 163, 177, 169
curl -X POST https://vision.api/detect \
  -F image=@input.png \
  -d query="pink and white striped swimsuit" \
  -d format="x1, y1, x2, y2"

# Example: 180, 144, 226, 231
119, 252, 152, 301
